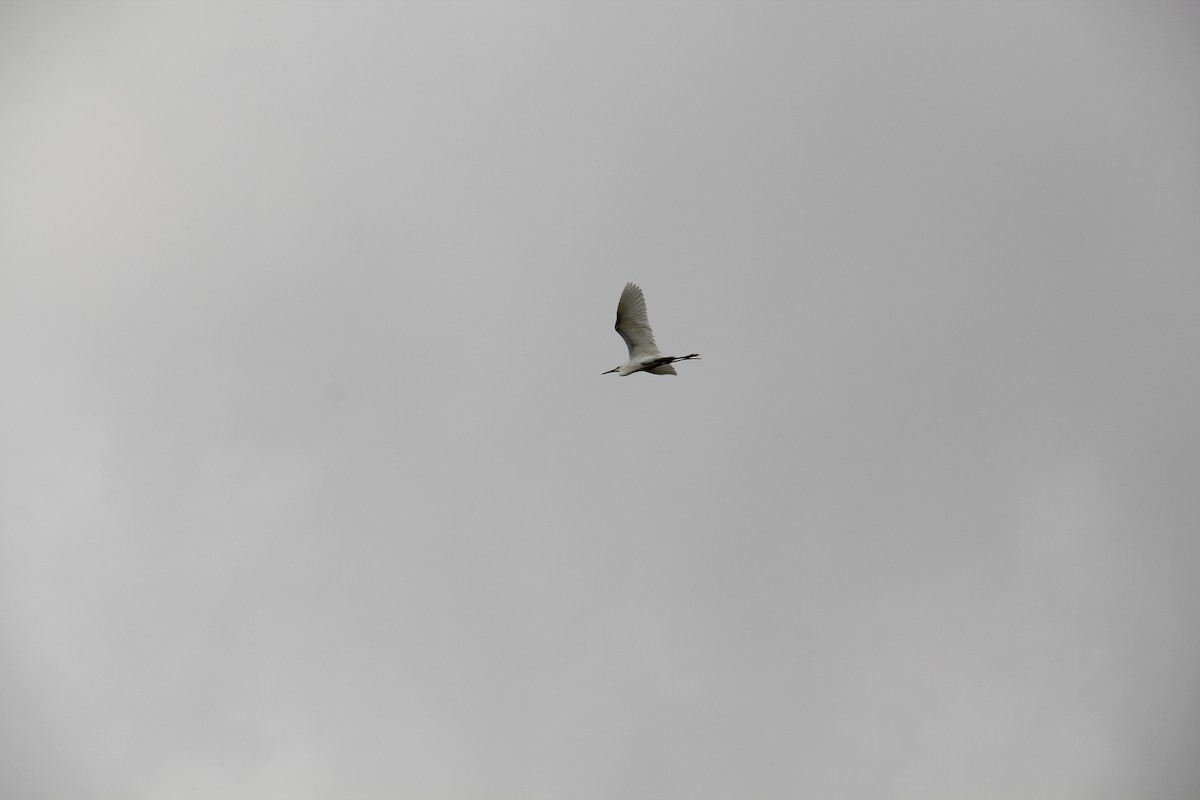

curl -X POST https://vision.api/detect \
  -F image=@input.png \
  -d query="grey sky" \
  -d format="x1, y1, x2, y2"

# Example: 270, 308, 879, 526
2, 1, 1199, 798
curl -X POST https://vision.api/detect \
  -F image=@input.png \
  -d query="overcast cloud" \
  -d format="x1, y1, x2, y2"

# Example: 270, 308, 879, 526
2, 2, 1199, 798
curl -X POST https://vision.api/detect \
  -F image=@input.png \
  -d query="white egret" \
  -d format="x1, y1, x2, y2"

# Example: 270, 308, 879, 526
603, 282, 700, 376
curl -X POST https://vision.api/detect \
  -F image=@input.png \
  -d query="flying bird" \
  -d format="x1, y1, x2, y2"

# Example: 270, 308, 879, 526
603, 282, 700, 376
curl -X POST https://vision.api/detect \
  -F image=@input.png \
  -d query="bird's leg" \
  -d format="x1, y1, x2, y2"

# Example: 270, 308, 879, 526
644, 354, 700, 370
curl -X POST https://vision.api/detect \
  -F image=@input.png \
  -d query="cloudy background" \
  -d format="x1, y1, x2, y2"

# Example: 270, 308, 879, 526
2, 1, 1199, 797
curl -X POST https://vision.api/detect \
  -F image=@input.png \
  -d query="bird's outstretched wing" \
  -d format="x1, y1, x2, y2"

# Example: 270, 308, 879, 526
614, 282, 660, 359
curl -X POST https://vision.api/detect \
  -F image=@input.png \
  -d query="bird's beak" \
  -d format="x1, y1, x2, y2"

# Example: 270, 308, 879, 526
602, 367, 618, 375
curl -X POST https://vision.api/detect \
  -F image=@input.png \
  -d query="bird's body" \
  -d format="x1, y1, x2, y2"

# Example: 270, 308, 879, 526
603, 282, 700, 376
